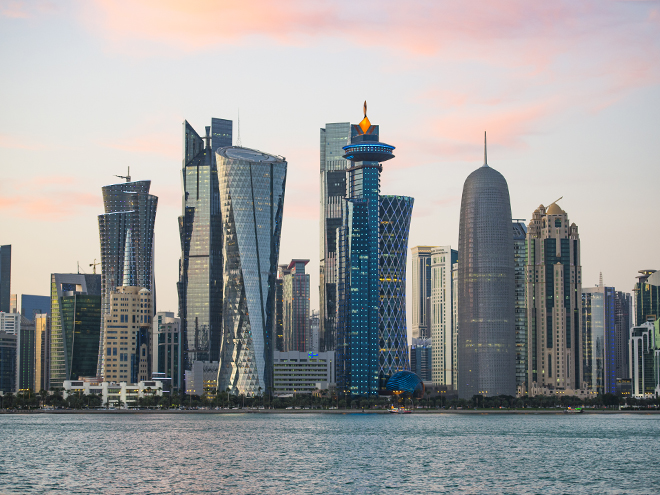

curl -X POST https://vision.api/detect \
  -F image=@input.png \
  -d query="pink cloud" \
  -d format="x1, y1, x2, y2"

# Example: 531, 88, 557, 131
104, 133, 179, 159
0, 134, 40, 150
0, 177, 100, 220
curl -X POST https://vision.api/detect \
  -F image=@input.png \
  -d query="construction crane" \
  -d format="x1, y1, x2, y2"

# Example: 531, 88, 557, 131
90, 259, 100, 274
115, 166, 131, 183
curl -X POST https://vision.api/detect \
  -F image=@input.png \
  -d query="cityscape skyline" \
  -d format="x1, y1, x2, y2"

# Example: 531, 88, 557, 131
2, 2, 660, 343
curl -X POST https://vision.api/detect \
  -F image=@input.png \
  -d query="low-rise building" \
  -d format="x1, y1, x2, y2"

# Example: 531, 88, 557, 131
152, 312, 181, 391
63, 379, 163, 407
185, 360, 218, 396
273, 351, 335, 395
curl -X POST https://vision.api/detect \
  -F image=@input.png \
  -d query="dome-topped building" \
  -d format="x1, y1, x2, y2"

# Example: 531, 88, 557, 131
457, 134, 516, 399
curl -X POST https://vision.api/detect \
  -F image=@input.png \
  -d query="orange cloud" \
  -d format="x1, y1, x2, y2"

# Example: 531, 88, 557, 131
104, 133, 179, 159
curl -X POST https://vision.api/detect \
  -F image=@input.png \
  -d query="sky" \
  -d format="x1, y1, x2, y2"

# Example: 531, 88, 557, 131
1, 0, 659, 329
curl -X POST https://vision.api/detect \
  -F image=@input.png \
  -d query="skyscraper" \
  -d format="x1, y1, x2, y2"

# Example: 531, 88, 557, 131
526, 201, 582, 395
0, 245, 10, 314
582, 285, 615, 394
273, 264, 289, 353
0, 312, 19, 392
34, 314, 50, 392
336, 103, 396, 397
18, 315, 35, 391
379, 195, 414, 388
633, 270, 660, 325
430, 246, 458, 387
457, 135, 515, 399
319, 122, 351, 353
178, 118, 232, 379
513, 221, 528, 389
49, 274, 101, 388
216, 146, 287, 396
614, 291, 632, 380
282, 259, 310, 352
411, 246, 436, 340
153, 312, 181, 390
20, 295, 51, 321
410, 338, 432, 382
629, 321, 656, 398
98, 178, 157, 377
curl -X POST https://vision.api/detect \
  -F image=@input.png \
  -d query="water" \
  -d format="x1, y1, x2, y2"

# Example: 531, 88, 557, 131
0, 412, 658, 494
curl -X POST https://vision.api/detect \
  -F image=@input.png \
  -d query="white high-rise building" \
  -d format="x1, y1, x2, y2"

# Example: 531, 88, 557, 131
430, 246, 457, 386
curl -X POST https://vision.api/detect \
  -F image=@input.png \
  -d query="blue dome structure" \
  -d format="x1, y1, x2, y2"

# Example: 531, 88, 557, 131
386, 371, 424, 397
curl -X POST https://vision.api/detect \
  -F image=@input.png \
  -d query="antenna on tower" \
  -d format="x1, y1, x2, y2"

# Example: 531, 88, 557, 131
599, 272, 603, 288
236, 109, 242, 147
484, 131, 488, 166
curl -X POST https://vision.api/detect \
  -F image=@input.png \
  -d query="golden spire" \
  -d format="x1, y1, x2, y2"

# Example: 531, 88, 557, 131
358, 100, 371, 134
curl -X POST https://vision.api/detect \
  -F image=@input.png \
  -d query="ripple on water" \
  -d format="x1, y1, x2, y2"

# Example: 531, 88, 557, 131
0, 413, 658, 494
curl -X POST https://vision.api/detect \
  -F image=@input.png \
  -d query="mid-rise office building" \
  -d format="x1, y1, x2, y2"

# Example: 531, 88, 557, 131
18, 315, 35, 391
153, 312, 181, 391
457, 137, 515, 398
379, 195, 413, 388
185, 360, 218, 396
98, 176, 157, 377
336, 105, 396, 397
411, 246, 436, 340
319, 122, 351, 353
178, 119, 232, 375
410, 338, 432, 382
430, 246, 458, 387
102, 286, 153, 384
526, 201, 582, 395
34, 314, 50, 391
273, 264, 289, 353
216, 146, 287, 396
49, 274, 102, 388
20, 294, 50, 321
273, 350, 335, 395
0, 245, 10, 313
629, 321, 657, 398
0, 312, 19, 392
283, 259, 310, 352
513, 221, 528, 389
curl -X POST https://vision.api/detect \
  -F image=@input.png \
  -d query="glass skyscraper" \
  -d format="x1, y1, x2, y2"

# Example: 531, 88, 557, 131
336, 105, 397, 397
411, 246, 435, 340
430, 246, 458, 387
633, 270, 660, 325
457, 137, 515, 399
98, 180, 157, 377
49, 274, 101, 388
178, 119, 232, 379
215, 146, 287, 396
0, 245, 10, 314
282, 259, 310, 352
378, 195, 413, 388
319, 123, 351, 353
513, 221, 528, 389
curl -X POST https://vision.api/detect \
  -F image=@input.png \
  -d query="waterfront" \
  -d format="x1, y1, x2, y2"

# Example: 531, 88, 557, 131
0, 414, 658, 494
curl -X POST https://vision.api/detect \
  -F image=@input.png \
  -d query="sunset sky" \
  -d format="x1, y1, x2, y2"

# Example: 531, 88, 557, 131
1, 0, 659, 325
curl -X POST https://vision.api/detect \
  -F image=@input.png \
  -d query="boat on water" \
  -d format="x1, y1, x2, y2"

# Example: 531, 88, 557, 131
389, 407, 413, 414
564, 407, 583, 413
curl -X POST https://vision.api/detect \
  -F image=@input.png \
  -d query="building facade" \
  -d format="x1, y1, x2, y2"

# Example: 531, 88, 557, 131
457, 139, 515, 398
178, 119, 232, 377
614, 291, 632, 380
34, 314, 50, 392
411, 246, 436, 340
430, 246, 458, 387
308, 310, 320, 353
98, 179, 157, 377
216, 146, 287, 396
582, 286, 616, 395
18, 315, 35, 391
273, 351, 335, 395
0, 312, 19, 393
513, 221, 528, 389
21, 295, 50, 321
319, 122, 351, 353
283, 259, 310, 352
633, 270, 660, 326
629, 322, 657, 398
336, 106, 395, 397
49, 274, 101, 388
379, 195, 413, 389
0, 245, 10, 314
410, 338, 432, 382
153, 312, 181, 391
526, 202, 582, 395
185, 360, 218, 396
102, 286, 153, 384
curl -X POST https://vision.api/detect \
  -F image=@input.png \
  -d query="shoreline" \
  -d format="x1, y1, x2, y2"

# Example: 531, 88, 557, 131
1, 408, 658, 415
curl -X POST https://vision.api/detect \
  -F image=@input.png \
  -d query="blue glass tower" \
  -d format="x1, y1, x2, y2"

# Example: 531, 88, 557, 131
379, 195, 414, 388
336, 103, 396, 397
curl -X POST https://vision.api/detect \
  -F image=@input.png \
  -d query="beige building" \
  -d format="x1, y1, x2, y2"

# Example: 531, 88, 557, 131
34, 314, 50, 392
102, 286, 153, 383
411, 246, 437, 340
526, 201, 583, 396
430, 246, 458, 387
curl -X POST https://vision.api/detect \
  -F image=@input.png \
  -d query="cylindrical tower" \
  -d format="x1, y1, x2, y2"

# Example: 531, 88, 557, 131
457, 136, 515, 398
215, 146, 287, 396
